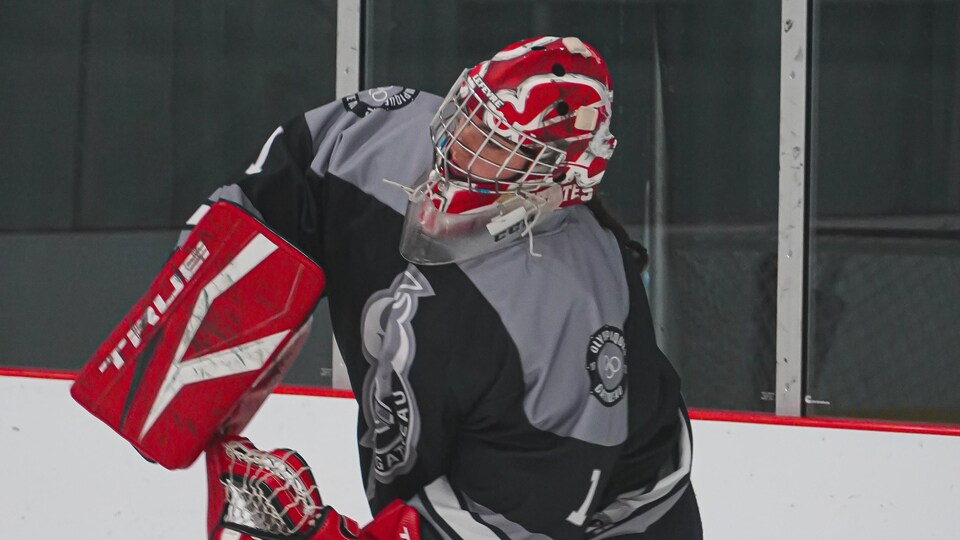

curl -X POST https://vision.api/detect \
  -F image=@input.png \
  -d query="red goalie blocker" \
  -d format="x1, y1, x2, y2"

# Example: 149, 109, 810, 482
71, 201, 325, 470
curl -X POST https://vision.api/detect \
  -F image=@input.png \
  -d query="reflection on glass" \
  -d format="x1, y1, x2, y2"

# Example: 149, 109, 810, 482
809, 0, 960, 423
0, 0, 338, 231
367, 0, 781, 411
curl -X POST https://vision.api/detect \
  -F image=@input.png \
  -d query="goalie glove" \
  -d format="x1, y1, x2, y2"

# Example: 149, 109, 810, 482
206, 436, 421, 540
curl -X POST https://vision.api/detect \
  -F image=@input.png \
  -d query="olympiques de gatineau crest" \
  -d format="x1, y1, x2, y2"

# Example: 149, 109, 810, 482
586, 325, 627, 407
359, 265, 434, 492
343, 87, 419, 118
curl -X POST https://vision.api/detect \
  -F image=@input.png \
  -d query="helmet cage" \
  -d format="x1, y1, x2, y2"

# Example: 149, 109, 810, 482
429, 68, 568, 195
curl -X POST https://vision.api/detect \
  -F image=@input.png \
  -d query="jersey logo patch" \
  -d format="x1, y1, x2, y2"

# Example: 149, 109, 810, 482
586, 325, 627, 407
343, 87, 420, 118
359, 265, 435, 492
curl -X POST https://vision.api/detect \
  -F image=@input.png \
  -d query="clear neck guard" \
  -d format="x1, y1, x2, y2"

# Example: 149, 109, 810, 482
391, 169, 563, 265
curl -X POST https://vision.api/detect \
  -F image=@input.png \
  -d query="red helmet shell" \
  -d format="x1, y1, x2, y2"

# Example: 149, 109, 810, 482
462, 36, 617, 191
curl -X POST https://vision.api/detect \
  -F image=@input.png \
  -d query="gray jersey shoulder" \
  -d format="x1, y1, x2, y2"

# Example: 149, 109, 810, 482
305, 86, 441, 215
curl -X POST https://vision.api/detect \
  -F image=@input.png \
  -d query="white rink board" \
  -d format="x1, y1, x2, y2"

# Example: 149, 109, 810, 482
693, 419, 960, 539
2, 376, 959, 540
0, 377, 371, 539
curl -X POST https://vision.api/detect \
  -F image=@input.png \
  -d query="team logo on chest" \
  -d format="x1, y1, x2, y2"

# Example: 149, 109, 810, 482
359, 265, 434, 490
343, 87, 419, 118
586, 325, 627, 406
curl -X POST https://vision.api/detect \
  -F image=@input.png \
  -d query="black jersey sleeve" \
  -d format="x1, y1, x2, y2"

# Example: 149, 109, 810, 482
581, 250, 693, 539
229, 114, 327, 263
192, 88, 451, 537
184, 96, 365, 265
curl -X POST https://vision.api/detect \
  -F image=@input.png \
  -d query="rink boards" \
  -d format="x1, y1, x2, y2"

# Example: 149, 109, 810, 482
1, 374, 957, 540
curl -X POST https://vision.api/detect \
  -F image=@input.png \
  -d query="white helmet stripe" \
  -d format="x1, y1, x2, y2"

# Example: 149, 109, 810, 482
494, 73, 613, 117
491, 36, 559, 60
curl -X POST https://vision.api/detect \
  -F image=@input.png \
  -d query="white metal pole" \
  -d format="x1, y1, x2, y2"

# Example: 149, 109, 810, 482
776, 0, 809, 416
332, 0, 362, 390
336, 0, 361, 99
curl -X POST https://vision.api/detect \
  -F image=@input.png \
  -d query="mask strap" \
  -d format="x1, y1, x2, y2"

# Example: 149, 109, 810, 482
381, 177, 419, 200
519, 192, 546, 258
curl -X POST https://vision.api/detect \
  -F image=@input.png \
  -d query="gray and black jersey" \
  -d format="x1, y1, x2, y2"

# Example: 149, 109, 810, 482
202, 87, 695, 539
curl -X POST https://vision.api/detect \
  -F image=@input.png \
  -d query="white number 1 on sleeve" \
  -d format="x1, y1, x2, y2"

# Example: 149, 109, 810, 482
245, 126, 284, 175
566, 469, 601, 526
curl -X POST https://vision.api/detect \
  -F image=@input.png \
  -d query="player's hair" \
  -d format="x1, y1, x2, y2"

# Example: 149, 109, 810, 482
585, 197, 649, 270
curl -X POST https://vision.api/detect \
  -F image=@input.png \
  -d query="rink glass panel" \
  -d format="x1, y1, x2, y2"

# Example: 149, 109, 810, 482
806, 0, 960, 423
5, 0, 957, 422
0, 0, 337, 386
366, 0, 782, 412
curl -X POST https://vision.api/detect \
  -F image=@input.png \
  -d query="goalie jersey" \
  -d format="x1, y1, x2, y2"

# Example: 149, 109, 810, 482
199, 86, 694, 539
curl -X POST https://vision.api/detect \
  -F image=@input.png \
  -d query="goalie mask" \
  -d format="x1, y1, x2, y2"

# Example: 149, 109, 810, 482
399, 36, 617, 265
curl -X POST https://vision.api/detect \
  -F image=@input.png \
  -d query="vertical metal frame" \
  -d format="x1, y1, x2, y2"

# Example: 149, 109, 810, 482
775, 0, 810, 416
336, 0, 362, 99
332, 0, 362, 390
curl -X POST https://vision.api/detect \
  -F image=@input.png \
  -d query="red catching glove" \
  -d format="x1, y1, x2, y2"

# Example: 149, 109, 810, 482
206, 436, 420, 540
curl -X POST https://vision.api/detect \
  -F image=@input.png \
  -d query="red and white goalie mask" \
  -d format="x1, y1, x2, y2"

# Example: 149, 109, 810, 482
399, 36, 617, 265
